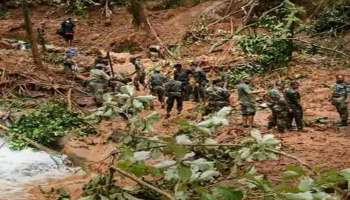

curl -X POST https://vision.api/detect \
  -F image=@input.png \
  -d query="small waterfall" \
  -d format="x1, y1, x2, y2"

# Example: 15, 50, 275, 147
0, 138, 79, 200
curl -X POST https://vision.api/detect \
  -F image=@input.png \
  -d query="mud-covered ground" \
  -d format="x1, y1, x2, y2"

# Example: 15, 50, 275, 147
1, 2, 350, 200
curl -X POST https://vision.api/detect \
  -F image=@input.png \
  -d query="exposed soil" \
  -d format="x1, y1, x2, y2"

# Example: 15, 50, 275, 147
1, 1, 350, 200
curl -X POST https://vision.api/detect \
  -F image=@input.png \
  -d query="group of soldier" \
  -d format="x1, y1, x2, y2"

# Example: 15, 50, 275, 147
56, 18, 348, 132
75, 52, 349, 132
237, 75, 349, 132
81, 54, 231, 119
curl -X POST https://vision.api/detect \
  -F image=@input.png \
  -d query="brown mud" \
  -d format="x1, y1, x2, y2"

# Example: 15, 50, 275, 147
0, 1, 350, 199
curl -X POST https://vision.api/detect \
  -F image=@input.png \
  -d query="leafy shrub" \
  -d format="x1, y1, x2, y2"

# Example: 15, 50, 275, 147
66, 0, 90, 16
312, 4, 350, 35
225, 63, 264, 87
8, 101, 94, 150
239, 34, 293, 67
44, 52, 65, 65
238, 0, 303, 69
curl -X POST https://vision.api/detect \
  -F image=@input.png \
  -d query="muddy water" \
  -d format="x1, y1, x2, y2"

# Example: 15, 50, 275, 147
0, 138, 79, 200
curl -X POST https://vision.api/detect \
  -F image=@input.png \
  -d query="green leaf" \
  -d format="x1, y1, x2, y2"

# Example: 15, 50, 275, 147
201, 193, 216, 200
176, 135, 193, 145
199, 170, 220, 181
340, 168, 350, 181
298, 177, 314, 192
250, 129, 262, 143
164, 143, 189, 159
120, 85, 135, 96
214, 187, 244, 200
78, 196, 95, 200
283, 192, 313, 200
135, 96, 155, 104
178, 164, 192, 182
133, 151, 151, 161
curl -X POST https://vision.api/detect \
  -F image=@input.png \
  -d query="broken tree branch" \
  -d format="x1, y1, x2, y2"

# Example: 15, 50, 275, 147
290, 38, 350, 58
145, 17, 177, 59
267, 148, 318, 176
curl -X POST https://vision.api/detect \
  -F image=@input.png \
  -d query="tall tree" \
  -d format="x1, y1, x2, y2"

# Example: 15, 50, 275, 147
22, 0, 42, 68
128, 0, 148, 30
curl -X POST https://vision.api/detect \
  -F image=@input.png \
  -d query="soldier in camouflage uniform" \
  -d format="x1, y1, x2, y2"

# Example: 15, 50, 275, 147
331, 75, 348, 127
285, 81, 304, 131
164, 79, 183, 118
174, 63, 192, 100
149, 68, 167, 108
192, 65, 208, 103
204, 80, 230, 115
88, 65, 111, 105
270, 93, 290, 133
266, 81, 284, 129
130, 57, 146, 91
237, 78, 262, 128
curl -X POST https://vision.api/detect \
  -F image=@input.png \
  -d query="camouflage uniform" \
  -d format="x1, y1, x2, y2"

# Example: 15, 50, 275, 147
88, 68, 110, 104
267, 88, 282, 129
132, 60, 146, 91
94, 56, 109, 71
192, 67, 208, 102
204, 85, 230, 115
271, 96, 290, 132
331, 82, 349, 126
237, 82, 256, 116
285, 88, 303, 130
165, 80, 183, 116
174, 68, 192, 100
150, 71, 167, 106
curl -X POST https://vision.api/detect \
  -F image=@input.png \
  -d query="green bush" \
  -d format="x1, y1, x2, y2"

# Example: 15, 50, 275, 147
312, 5, 350, 35
8, 101, 95, 150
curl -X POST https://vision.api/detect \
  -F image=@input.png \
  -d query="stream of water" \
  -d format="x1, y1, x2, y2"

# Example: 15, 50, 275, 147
0, 138, 78, 200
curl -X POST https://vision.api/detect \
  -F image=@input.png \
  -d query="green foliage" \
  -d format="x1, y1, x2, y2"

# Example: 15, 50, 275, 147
8, 101, 94, 150
238, 0, 304, 68
0, 7, 8, 19
44, 52, 65, 65
239, 34, 293, 67
87, 85, 155, 124
66, 0, 91, 16
81, 174, 144, 200
225, 63, 264, 87
312, 4, 350, 35
239, 165, 350, 200
110, 107, 284, 200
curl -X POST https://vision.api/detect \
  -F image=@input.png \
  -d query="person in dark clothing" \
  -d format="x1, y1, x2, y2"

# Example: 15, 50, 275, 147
149, 68, 167, 108
192, 66, 208, 102
173, 63, 192, 100
164, 79, 183, 118
59, 18, 75, 46
285, 81, 304, 131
